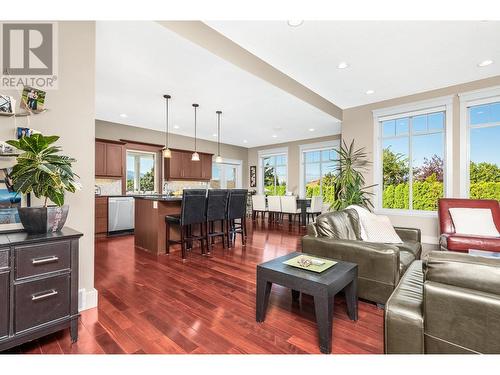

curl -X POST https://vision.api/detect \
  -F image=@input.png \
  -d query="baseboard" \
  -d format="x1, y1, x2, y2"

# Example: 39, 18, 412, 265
78, 287, 98, 311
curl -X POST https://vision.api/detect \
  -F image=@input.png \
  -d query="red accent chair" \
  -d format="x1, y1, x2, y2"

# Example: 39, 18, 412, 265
438, 198, 500, 253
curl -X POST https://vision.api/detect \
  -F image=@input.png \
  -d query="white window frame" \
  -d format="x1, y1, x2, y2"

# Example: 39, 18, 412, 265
372, 96, 453, 217
211, 157, 243, 189
257, 147, 288, 194
126, 149, 157, 193
299, 140, 340, 198
459, 86, 500, 198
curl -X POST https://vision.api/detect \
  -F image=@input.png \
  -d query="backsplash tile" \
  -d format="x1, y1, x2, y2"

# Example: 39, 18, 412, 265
96, 178, 122, 195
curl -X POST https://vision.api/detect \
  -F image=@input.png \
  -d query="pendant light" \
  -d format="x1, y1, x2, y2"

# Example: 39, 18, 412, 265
215, 110, 223, 163
162, 94, 172, 158
191, 103, 200, 161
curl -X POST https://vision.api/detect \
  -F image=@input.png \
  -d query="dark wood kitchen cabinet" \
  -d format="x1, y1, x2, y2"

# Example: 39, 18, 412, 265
95, 139, 125, 178
0, 229, 82, 352
164, 148, 213, 181
95, 196, 108, 235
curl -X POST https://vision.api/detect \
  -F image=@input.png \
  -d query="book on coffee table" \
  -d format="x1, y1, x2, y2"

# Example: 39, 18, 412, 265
283, 254, 337, 273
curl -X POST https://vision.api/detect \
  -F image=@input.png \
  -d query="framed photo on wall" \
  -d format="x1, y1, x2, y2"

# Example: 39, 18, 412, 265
250, 165, 257, 188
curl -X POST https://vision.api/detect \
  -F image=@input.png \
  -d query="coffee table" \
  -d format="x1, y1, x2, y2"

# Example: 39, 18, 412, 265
256, 252, 358, 354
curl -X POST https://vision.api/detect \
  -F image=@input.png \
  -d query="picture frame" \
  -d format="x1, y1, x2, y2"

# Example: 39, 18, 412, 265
21, 86, 46, 112
250, 165, 257, 187
0, 95, 15, 114
0, 168, 25, 232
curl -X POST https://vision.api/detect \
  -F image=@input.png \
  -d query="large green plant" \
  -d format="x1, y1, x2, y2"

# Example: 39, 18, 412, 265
6, 134, 79, 207
330, 140, 375, 211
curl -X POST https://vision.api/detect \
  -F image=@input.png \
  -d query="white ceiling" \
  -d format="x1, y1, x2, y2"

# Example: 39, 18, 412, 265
95, 21, 341, 148
207, 21, 500, 108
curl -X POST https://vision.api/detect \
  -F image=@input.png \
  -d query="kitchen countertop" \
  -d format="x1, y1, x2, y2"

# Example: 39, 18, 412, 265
133, 195, 182, 201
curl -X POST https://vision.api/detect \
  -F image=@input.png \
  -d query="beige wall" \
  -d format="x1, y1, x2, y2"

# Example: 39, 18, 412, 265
95, 120, 249, 185
0, 22, 97, 309
247, 134, 342, 194
342, 76, 500, 243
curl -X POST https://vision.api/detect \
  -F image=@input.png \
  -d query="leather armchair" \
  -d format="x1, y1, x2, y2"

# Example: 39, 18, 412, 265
438, 198, 500, 253
301, 209, 422, 305
385, 251, 500, 354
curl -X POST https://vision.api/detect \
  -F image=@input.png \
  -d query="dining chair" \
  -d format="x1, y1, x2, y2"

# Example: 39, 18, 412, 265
165, 189, 207, 260
307, 196, 323, 222
280, 195, 301, 225
267, 195, 282, 223
251, 195, 267, 221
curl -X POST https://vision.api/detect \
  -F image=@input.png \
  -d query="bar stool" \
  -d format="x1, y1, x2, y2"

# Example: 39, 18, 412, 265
251, 194, 267, 221
165, 189, 207, 260
267, 195, 282, 223
206, 189, 229, 253
226, 189, 248, 248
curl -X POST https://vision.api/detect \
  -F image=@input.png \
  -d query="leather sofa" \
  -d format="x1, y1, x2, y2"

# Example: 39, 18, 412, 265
301, 209, 422, 305
385, 251, 500, 354
438, 198, 500, 253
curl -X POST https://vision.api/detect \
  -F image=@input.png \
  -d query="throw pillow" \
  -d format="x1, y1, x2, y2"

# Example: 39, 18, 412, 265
362, 214, 403, 244
449, 208, 500, 237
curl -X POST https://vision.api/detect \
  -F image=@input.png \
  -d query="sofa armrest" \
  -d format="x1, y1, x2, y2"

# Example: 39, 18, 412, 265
302, 235, 401, 285
306, 223, 318, 236
424, 251, 500, 295
395, 227, 421, 243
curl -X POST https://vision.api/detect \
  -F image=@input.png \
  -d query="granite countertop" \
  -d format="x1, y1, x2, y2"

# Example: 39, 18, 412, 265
134, 195, 182, 201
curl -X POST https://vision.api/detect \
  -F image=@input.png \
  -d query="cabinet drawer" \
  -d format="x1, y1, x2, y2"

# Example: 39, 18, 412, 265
0, 249, 8, 269
15, 241, 71, 279
0, 271, 8, 338
15, 274, 70, 333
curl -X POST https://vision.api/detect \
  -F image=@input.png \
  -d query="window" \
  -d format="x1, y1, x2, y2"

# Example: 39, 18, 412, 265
300, 141, 339, 204
466, 101, 500, 200
210, 160, 242, 189
126, 150, 156, 193
373, 97, 452, 214
260, 154, 287, 195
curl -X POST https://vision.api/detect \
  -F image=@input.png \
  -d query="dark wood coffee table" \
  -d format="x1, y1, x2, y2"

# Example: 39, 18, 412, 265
256, 252, 358, 354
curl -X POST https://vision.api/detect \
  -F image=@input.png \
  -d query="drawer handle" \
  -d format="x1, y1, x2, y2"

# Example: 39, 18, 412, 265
32, 289, 58, 301
32, 256, 59, 265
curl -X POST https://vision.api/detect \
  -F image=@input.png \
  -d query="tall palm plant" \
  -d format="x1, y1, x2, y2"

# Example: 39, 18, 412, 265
330, 140, 376, 211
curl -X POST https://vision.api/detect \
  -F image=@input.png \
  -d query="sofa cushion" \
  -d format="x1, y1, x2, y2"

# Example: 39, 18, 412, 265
399, 251, 416, 276
443, 234, 500, 253
396, 241, 422, 259
314, 209, 361, 240
385, 260, 424, 354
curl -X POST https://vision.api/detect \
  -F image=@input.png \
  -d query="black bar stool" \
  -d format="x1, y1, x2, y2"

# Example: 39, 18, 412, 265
165, 189, 207, 260
205, 189, 229, 253
226, 189, 248, 248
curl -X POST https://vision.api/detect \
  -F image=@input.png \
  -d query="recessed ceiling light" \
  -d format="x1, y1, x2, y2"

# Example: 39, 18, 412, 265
478, 59, 494, 67
309, 128, 315, 132
119, 113, 127, 118
287, 20, 304, 27
243, 140, 248, 144
173, 125, 180, 129
272, 134, 278, 138
337, 62, 349, 69
212, 133, 217, 137
365, 90, 375, 95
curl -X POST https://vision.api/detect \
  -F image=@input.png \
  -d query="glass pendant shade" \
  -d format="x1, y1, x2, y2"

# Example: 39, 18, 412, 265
191, 152, 200, 161
163, 148, 172, 158
215, 155, 223, 163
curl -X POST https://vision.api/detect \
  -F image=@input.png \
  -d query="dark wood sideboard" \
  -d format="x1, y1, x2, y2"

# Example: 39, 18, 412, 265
0, 227, 82, 352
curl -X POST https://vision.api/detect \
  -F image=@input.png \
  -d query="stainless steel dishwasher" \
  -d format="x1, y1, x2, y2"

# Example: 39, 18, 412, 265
108, 196, 135, 234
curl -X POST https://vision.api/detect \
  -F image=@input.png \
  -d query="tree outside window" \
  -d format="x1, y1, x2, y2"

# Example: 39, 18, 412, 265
126, 151, 156, 193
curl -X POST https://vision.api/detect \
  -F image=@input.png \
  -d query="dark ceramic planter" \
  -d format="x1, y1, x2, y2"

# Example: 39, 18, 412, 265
17, 205, 69, 234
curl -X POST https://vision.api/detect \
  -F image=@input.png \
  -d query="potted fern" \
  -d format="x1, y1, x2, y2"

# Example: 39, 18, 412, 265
6, 134, 79, 234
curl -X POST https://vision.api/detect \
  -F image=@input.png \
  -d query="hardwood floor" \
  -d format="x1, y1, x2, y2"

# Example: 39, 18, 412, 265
12, 221, 384, 354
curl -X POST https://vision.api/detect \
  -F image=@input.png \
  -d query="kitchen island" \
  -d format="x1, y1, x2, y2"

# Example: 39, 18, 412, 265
134, 196, 182, 255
